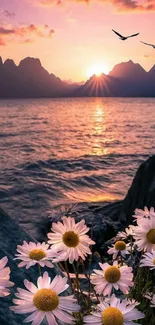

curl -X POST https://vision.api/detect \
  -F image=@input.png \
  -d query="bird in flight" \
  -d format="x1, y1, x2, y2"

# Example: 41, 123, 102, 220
112, 29, 139, 41
141, 41, 155, 49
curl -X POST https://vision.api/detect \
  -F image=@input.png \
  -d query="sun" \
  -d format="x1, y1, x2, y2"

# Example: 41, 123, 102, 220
87, 63, 109, 78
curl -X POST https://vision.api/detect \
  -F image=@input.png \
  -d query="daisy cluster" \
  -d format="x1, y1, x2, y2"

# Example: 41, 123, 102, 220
1, 207, 155, 325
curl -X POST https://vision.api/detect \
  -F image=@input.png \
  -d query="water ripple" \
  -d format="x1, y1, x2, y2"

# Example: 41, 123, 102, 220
0, 97, 155, 238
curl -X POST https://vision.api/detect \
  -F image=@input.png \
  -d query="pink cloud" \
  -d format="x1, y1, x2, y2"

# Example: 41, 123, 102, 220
36, 0, 155, 11
49, 29, 55, 36
21, 38, 34, 44
0, 37, 6, 46
37, 0, 63, 6
3, 10, 16, 18
0, 27, 15, 35
108, 0, 155, 11
0, 24, 55, 45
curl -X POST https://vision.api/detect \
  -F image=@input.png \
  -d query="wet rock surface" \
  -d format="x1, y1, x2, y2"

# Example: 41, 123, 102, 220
120, 155, 155, 225
1, 155, 155, 324
0, 208, 63, 325
47, 201, 122, 255
47, 155, 155, 254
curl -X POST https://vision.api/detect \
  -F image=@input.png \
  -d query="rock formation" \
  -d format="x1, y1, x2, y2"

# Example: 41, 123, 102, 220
48, 155, 155, 254
0, 155, 155, 323
0, 207, 63, 325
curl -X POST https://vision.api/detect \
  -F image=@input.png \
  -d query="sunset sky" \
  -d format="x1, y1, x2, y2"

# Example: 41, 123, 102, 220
0, 0, 155, 81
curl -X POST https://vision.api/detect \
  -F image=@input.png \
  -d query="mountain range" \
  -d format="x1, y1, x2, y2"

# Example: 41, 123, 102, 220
0, 56, 154, 98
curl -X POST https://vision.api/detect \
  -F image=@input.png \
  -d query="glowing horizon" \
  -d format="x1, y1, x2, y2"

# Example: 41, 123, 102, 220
0, 0, 155, 82
86, 63, 110, 78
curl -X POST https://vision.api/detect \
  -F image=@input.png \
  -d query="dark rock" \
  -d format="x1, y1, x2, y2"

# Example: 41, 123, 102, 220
120, 155, 155, 225
0, 207, 64, 325
48, 201, 123, 255
1, 155, 155, 323
0, 155, 155, 323
48, 155, 155, 254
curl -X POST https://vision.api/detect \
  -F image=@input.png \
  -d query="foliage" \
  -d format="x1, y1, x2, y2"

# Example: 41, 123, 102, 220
1, 206, 155, 324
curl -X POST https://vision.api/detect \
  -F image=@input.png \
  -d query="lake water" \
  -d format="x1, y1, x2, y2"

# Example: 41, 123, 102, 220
0, 97, 155, 236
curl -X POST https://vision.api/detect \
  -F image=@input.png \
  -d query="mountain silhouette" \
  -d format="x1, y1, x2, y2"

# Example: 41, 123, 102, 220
73, 73, 122, 97
109, 60, 146, 81
148, 65, 155, 82
0, 57, 154, 98
74, 60, 155, 97
0, 57, 79, 98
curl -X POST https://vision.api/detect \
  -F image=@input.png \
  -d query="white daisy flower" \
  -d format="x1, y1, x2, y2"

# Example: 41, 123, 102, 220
11, 272, 80, 325
0, 256, 14, 297
90, 261, 133, 296
14, 241, 57, 269
140, 251, 155, 270
145, 293, 155, 307
107, 241, 131, 259
83, 294, 144, 325
133, 217, 155, 252
133, 206, 155, 222
116, 225, 135, 240
47, 216, 95, 263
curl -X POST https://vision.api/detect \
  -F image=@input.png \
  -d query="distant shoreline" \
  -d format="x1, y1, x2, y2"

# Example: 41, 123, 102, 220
0, 57, 155, 98
0, 96, 155, 100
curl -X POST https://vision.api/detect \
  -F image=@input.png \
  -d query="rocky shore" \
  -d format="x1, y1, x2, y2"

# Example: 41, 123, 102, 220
47, 155, 155, 254
0, 208, 63, 325
0, 155, 155, 324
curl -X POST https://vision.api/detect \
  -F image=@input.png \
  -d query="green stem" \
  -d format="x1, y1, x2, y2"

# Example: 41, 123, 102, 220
120, 254, 124, 266
72, 262, 81, 302
38, 264, 42, 277
88, 226, 93, 304
58, 262, 66, 273
81, 262, 100, 304
64, 261, 73, 294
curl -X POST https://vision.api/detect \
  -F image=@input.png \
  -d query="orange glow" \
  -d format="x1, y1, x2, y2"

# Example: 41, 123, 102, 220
87, 64, 109, 78
0, 1, 154, 82
65, 189, 120, 203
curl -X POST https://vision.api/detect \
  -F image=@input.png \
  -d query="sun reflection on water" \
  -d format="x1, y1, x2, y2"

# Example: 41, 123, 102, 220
91, 104, 108, 155
65, 190, 120, 203
0, 98, 155, 223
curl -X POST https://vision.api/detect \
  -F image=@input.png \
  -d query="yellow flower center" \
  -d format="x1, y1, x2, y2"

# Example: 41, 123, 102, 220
104, 266, 121, 283
62, 231, 79, 247
102, 307, 124, 325
33, 288, 59, 311
153, 258, 155, 265
115, 241, 126, 251
29, 249, 46, 261
146, 229, 155, 244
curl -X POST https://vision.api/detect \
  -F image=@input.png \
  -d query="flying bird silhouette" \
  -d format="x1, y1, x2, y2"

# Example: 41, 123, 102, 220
141, 41, 155, 49
112, 29, 139, 41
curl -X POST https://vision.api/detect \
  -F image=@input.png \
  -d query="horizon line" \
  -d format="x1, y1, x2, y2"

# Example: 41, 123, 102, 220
0, 55, 154, 84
